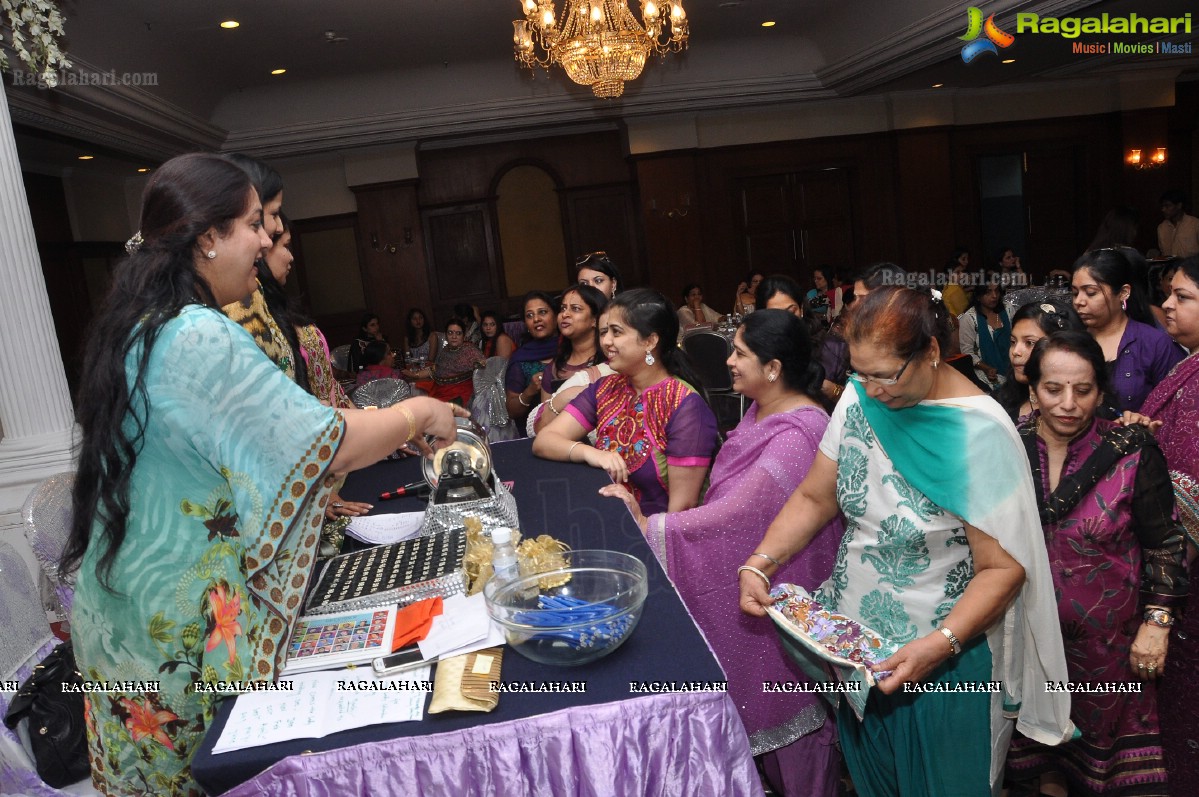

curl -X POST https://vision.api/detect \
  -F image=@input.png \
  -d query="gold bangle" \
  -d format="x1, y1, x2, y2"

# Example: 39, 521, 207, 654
518, 392, 532, 407
750, 552, 781, 567
737, 565, 771, 590
567, 441, 581, 462
548, 395, 561, 415
397, 404, 417, 445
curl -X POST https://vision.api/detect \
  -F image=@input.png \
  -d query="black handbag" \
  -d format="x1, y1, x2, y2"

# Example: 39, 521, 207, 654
3, 641, 90, 788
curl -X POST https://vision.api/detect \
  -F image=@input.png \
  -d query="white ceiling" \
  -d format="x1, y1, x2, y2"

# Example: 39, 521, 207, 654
7, 0, 1197, 171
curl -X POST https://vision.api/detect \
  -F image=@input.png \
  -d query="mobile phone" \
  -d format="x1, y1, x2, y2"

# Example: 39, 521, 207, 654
371, 645, 427, 676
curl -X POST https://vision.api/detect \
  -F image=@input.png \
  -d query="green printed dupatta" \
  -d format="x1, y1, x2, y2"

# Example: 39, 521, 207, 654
850, 380, 1075, 786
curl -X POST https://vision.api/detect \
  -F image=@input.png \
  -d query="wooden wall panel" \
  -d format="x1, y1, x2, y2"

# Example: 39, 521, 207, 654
894, 129, 955, 272
351, 180, 430, 342
635, 153, 702, 303
423, 203, 502, 324
562, 186, 642, 290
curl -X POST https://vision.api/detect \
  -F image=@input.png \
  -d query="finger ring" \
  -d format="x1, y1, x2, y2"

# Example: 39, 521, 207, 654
1138, 663, 1146, 669
332, 502, 343, 508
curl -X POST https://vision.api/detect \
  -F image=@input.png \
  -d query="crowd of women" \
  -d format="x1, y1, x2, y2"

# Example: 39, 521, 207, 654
59, 145, 1199, 797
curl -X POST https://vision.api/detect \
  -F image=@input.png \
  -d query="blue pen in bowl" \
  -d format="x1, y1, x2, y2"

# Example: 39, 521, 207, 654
483, 550, 648, 667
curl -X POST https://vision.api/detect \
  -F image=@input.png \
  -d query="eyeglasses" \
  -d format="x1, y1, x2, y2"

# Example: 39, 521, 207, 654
575, 251, 609, 266
848, 349, 919, 386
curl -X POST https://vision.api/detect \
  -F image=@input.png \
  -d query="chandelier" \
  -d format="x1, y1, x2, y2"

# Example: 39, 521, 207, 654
513, 0, 688, 99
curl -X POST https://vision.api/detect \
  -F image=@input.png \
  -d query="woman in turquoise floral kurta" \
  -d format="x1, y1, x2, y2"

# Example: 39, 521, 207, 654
64, 154, 464, 796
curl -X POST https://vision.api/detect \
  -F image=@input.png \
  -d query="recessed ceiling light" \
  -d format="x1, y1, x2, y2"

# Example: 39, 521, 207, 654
761, 21, 776, 27
1002, 59, 1015, 64
931, 83, 943, 88
270, 68, 286, 75
137, 167, 150, 173
220, 20, 239, 29
77, 155, 94, 160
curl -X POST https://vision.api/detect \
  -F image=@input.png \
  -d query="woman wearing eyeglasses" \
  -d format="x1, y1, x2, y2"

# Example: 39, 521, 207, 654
739, 286, 1073, 796
575, 250, 622, 299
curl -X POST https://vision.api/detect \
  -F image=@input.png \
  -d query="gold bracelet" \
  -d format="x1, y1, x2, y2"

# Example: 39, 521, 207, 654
518, 392, 532, 407
548, 395, 561, 415
750, 552, 781, 567
567, 441, 582, 462
397, 404, 417, 445
737, 565, 771, 590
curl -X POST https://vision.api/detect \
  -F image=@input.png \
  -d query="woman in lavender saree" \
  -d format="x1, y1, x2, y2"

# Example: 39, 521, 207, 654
602, 310, 843, 796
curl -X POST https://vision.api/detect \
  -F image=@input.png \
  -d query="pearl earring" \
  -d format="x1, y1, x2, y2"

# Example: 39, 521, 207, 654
644, 350, 655, 366
206, 251, 217, 259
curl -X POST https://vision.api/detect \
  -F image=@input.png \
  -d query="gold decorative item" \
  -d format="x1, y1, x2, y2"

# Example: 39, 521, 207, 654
462, 517, 571, 594
513, 0, 688, 99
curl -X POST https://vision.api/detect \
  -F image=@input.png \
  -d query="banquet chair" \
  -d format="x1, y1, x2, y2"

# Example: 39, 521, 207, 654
22, 472, 76, 623
682, 331, 745, 426
470, 356, 519, 442
350, 378, 413, 409
0, 541, 98, 796
329, 344, 351, 373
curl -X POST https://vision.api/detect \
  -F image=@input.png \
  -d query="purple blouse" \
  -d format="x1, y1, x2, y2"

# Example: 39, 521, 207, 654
1109, 318, 1185, 412
566, 374, 718, 515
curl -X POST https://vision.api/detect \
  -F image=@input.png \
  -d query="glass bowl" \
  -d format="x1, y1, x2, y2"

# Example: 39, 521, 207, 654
483, 549, 648, 667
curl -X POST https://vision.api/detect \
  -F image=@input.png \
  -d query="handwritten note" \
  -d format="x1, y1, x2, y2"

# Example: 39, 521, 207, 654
211, 666, 431, 754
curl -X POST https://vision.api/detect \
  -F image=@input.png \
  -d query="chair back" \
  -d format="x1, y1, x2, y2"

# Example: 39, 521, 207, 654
0, 541, 54, 683
351, 378, 413, 409
329, 344, 351, 372
502, 320, 525, 345
682, 331, 733, 392
471, 357, 519, 442
22, 472, 76, 620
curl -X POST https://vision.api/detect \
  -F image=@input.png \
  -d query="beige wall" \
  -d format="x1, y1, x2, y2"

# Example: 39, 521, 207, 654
497, 165, 567, 297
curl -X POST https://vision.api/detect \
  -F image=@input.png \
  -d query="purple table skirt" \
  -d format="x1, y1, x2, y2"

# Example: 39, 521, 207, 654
217, 691, 757, 796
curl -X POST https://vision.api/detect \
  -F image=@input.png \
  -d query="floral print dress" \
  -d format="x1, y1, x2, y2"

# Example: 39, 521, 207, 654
72, 306, 344, 796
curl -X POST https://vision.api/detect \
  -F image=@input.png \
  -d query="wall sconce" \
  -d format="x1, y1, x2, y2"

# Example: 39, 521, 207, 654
648, 194, 691, 219
1127, 147, 1167, 170
370, 227, 414, 254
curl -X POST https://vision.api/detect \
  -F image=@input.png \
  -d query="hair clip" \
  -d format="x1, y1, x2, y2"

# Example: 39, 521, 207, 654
929, 288, 944, 304
124, 231, 144, 254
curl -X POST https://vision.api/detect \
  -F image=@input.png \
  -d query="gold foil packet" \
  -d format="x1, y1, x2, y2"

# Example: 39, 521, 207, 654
428, 647, 504, 714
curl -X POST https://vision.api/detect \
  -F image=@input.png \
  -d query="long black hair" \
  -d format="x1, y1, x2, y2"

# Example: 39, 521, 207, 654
574, 252, 622, 295
1024, 330, 1113, 399
406, 308, 431, 348
64, 153, 254, 590
739, 309, 824, 399
254, 211, 310, 391
554, 284, 608, 374
608, 288, 707, 399
1072, 248, 1155, 326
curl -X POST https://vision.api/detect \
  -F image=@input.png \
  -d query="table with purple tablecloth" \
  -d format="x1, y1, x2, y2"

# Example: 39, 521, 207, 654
190, 438, 758, 796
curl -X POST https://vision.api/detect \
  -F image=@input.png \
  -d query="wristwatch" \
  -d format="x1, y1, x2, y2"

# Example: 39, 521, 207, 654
1144, 608, 1175, 628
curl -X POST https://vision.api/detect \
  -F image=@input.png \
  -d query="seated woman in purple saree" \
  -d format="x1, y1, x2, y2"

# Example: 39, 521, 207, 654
601, 310, 843, 797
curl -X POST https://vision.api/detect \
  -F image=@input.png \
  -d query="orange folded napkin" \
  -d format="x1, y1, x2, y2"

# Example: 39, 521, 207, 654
391, 597, 444, 651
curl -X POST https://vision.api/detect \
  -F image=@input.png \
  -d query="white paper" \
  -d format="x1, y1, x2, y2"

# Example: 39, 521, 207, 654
436, 618, 506, 660
417, 592, 491, 659
345, 512, 426, 545
211, 666, 431, 754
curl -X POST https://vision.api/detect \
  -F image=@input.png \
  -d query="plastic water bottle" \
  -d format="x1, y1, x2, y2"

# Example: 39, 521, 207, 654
490, 528, 520, 587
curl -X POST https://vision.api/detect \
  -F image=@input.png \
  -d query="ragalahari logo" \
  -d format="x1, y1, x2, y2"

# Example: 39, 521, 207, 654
960, 7, 1015, 62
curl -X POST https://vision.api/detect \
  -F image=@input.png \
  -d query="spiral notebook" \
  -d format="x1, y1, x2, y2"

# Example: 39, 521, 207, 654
302, 527, 467, 615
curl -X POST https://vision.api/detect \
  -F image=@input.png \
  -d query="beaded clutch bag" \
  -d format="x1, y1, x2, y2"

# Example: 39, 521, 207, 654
766, 583, 899, 719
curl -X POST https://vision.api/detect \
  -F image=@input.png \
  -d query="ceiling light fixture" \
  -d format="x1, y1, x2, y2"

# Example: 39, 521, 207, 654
931, 83, 943, 88
1002, 58, 1015, 64
761, 21, 776, 27
77, 155, 94, 160
137, 167, 150, 173
220, 20, 239, 29
271, 68, 286, 75
513, 0, 688, 99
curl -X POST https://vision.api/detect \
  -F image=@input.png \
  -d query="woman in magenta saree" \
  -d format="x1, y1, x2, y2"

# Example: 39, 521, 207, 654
1141, 257, 1199, 786
1007, 331, 1188, 797
602, 311, 843, 796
